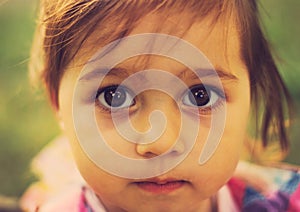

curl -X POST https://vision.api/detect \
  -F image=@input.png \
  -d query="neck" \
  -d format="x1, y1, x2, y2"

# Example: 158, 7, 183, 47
195, 196, 218, 212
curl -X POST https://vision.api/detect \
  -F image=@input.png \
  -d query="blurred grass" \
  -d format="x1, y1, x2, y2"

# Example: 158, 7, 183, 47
0, 0, 299, 198
0, 0, 59, 197
259, 0, 300, 164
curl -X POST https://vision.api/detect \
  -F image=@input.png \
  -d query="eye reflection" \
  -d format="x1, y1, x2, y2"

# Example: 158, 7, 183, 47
96, 85, 135, 109
182, 84, 221, 108
96, 84, 224, 112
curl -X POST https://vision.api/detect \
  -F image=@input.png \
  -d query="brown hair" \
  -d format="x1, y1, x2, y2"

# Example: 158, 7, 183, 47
30, 0, 293, 154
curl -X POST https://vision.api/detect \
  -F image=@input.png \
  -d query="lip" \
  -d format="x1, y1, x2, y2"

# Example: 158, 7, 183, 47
134, 178, 187, 194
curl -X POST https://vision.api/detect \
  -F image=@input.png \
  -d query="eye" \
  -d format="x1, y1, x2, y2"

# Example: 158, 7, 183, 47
96, 85, 135, 110
182, 84, 223, 108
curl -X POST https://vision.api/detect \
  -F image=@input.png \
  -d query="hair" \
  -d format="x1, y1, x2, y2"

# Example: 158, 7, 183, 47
30, 0, 293, 156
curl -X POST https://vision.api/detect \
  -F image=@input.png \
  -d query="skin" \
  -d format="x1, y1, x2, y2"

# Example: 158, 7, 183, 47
58, 12, 250, 212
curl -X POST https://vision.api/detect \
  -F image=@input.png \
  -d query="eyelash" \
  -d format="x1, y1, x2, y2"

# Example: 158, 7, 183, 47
190, 96, 225, 115
181, 84, 226, 115
95, 84, 135, 113
94, 84, 227, 115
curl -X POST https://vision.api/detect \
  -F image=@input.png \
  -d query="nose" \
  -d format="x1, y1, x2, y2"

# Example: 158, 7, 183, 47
133, 91, 184, 158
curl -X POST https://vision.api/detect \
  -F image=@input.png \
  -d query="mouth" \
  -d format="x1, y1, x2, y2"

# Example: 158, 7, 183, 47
134, 178, 188, 194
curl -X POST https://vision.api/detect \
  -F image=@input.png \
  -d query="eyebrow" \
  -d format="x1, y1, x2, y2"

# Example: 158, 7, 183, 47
79, 66, 238, 82
79, 67, 128, 81
186, 68, 238, 82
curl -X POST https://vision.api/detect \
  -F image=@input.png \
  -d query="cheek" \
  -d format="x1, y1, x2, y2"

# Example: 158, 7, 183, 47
96, 116, 139, 158
189, 93, 250, 195
180, 137, 239, 201
75, 144, 123, 189
58, 75, 128, 195
69, 131, 131, 201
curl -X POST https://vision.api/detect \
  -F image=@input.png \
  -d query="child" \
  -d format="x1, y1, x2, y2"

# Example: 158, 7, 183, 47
22, 0, 300, 211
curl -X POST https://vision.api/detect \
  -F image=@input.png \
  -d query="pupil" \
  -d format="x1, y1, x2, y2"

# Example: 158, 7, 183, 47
104, 87, 126, 107
189, 85, 210, 106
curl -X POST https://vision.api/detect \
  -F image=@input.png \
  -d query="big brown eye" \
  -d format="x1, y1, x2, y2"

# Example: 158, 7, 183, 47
96, 85, 134, 109
182, 84, 219, 107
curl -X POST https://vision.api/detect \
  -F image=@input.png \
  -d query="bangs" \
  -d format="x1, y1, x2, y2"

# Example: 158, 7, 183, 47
37, 0, 237, 107
64, 0, 237, 61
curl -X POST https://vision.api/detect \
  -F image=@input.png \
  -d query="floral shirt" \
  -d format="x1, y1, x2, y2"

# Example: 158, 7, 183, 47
228, 161, 300, 211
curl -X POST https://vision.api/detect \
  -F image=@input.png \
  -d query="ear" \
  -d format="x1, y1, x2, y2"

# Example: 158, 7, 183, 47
55, 109, 65, 130
59, 118, 65, 130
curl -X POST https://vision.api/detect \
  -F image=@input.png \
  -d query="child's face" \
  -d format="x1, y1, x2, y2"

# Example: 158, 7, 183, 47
58, 13, 250, 211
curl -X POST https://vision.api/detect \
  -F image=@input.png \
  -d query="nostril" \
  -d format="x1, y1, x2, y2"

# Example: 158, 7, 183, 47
135, 139, 185, 158
142, 151, 158, 159
136, 144, 159, 158
171, 140, 185, 155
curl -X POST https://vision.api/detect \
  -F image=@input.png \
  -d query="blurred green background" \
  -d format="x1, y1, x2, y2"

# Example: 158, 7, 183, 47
0, 0, 299, 199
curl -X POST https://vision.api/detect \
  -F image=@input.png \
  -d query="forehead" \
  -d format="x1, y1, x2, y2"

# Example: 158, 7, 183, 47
134, 13, 241, 70
71, 11, 244, 78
